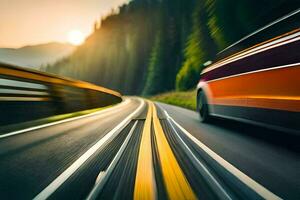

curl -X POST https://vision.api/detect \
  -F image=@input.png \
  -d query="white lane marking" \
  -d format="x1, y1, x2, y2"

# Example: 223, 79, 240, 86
33, 99, 145, 200
0, 98, 131, 139
162, 109, 282, 200
87, 120, 138, 200
166, 117, 232, 200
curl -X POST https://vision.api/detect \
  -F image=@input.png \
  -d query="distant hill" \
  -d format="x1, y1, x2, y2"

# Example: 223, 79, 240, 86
0, 42, 76, 69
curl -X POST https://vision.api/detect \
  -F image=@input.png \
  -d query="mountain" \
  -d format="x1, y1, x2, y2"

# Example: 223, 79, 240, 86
45, 0, 299, 95
0, 42, 76, 69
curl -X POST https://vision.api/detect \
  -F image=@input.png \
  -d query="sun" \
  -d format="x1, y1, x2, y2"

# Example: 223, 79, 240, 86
68, 30, 84, 46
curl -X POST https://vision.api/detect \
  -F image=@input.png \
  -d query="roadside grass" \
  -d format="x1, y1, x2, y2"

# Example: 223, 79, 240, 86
150, 90, 197, 111
0, 105, 112, 134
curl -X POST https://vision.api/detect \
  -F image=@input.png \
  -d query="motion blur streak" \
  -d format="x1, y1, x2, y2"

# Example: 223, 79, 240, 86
134, 101, 157, 200
33, 99, 144, 200
209, 65, 300, 112
151, 102, 197, 200
163, 109, 282, 200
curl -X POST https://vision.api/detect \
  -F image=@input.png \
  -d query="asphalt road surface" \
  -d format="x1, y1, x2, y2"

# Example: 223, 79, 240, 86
0, 98, 299, 200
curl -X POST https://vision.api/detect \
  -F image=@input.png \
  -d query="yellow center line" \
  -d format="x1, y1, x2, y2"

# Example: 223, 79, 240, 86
151, 102, 197, 200
134, 101, 157, 200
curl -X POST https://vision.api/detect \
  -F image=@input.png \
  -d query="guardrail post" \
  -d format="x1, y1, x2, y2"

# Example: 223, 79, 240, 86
47, 84, 67, 114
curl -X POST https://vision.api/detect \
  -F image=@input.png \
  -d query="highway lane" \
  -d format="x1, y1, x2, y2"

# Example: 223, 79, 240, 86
0, 98, 144, 199
158, 102, 300, 199
84, 100, 285, 200
0, 97, 299, 200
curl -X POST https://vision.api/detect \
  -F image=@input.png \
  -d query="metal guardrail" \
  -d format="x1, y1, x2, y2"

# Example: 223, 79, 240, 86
0, 62, 122, 126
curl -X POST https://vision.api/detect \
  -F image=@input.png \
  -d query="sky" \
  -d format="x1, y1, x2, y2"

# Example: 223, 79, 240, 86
0, 0, 128, 48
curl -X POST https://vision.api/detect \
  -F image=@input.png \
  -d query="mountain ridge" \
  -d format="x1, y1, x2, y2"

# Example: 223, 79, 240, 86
0, 42, 76, 69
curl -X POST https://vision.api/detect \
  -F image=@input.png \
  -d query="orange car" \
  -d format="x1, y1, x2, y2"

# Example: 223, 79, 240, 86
196, 12, 300, 134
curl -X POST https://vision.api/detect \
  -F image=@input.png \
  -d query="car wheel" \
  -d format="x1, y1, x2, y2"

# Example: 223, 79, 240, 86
197, 91, 210, 122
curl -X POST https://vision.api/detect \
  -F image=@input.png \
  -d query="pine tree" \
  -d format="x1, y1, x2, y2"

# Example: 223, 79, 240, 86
142, 32, 166, 95
176, 0, 216, 91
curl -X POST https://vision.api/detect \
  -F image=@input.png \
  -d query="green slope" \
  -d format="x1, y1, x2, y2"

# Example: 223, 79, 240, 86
45, 0, 298, 95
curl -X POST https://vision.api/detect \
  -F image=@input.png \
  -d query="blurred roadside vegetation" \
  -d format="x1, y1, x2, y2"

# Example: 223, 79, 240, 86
150, 90, 197, 111
43, 0, 299, 97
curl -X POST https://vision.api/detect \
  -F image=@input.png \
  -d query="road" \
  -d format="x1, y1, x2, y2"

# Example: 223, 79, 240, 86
0, 98, 299, 200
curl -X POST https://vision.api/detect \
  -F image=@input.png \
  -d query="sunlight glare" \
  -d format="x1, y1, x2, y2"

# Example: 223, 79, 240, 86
68, 30, 84, 46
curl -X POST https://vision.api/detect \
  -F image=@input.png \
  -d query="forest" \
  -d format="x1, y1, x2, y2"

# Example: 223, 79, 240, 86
44, 0, 299, 95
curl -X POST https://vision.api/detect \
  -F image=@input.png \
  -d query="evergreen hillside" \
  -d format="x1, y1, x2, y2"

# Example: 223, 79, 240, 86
45, 0, 299, 95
